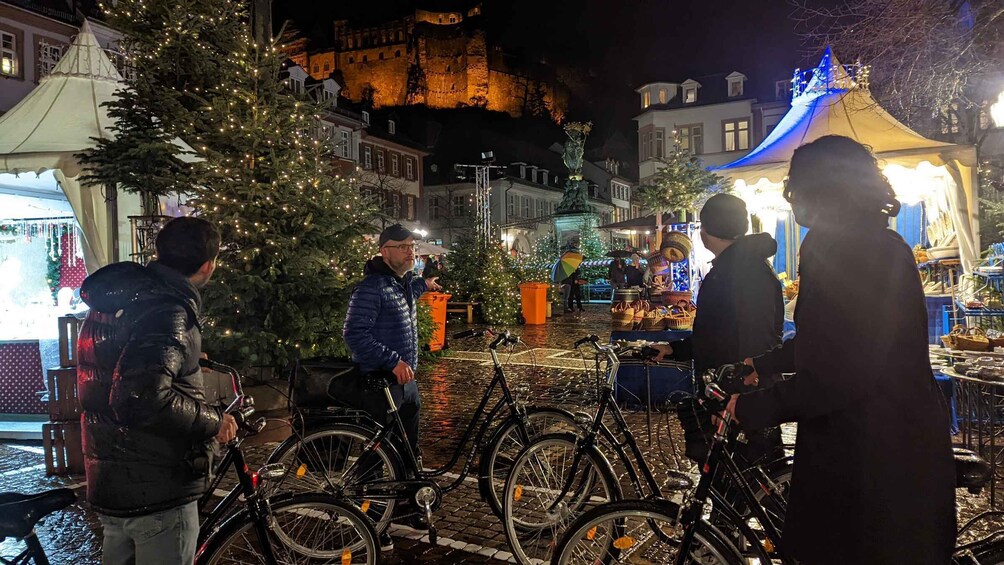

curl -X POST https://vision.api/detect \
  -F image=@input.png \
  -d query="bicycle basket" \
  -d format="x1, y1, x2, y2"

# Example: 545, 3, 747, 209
289, 357, 360, 409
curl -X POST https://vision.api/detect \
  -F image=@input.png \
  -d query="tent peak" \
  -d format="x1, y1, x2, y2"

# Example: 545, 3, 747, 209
49, 20, 122, 83
790, 46, 868, 103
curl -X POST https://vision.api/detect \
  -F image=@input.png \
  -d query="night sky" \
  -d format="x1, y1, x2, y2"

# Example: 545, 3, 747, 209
274, 0, 839, 141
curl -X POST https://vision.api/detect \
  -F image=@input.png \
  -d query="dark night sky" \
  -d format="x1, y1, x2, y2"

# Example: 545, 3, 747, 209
274, 0, 838, 141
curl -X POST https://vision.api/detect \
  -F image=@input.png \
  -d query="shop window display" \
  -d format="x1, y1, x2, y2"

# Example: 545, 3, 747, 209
0, 219, 86, 341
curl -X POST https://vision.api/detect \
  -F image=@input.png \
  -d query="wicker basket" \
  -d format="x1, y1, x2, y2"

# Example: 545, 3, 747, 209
663, 290, 693, 307
611, 302, 635, 329
942, 324, 990, 351
639, 309, 667, 331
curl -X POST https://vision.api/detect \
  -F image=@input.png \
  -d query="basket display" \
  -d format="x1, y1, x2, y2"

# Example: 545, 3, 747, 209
611, 302, 635, 329
665, 302, 697, 331
941, 324, 990, 351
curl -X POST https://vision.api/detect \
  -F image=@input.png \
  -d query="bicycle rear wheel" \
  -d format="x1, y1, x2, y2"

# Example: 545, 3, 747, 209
197, 493, 379, 564
552, 498, 743, 565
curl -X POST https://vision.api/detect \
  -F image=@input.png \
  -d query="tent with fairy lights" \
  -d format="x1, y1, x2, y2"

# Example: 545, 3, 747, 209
0, 20, 197, 274
716, 47, 979, 276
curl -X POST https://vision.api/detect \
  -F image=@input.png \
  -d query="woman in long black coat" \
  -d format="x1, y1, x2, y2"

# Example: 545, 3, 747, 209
727, 136, 956, 564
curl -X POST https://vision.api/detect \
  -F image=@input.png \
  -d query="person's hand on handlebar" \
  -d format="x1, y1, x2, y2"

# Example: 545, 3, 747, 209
742, 357, 759, 387
393, 360, 415, 385
650, 344, 673, 362
215, 413, 238, 444
725, 394, 740, 424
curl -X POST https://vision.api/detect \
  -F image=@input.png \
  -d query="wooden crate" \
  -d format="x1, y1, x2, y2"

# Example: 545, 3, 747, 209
46, 368, 80, 423
57, 316, 80, 367
42, 422, 84, 476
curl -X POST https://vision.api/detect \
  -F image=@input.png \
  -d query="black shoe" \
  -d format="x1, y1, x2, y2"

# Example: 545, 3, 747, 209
379, 532, 394, 552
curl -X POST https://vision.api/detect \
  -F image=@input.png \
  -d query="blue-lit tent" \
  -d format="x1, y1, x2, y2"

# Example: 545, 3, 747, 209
716, 48, 979, 276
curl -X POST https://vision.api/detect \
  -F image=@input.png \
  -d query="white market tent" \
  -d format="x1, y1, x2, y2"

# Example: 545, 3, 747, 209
717, 47, 980, 273
0, 20, 196, 273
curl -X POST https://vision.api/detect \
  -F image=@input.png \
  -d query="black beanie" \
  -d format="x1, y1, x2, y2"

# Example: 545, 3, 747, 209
700, 194, 748, 240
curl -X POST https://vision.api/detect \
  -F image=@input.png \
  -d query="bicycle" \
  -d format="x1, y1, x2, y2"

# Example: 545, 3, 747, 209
264, 328, 581, 541
552, 363, 1004, 565
500, 336, 794, 565
195, 359, 379, 564
0, 488, 75, 564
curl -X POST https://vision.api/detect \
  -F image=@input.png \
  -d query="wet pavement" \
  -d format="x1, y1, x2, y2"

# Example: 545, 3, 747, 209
1, 305, 1001, 563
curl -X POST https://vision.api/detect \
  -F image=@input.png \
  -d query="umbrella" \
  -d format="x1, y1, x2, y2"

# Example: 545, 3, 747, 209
606, 250, 633, 258
551, 251, 584, 282
416, 241, 450, 255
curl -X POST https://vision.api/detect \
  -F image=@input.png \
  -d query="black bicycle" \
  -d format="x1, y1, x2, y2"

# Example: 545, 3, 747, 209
195, 359, 379, 565
264, 329, 581, 541
500, 335, 794, 565
552, 363, 1003, 565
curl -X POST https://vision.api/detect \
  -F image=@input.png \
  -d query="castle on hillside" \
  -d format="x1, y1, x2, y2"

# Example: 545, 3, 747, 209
285, 2, 567, 121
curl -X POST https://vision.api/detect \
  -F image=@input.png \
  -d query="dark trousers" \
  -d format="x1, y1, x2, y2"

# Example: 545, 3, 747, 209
349, 379, 422, 460
567, 284, 583, 310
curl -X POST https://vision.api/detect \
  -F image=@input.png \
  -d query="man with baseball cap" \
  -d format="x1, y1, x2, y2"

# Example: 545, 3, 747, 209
652, 193, 784, 463
343, 223, 441, 547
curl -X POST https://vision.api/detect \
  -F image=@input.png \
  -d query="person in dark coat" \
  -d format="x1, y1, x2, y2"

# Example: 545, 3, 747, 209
726, 136, 957, 565
624, 255, 645, 287
651, 194, 784, 463
343, 224, 441, 458
607, 258, 626, 289
77, 217, 236, 565
563, 267, 584, 312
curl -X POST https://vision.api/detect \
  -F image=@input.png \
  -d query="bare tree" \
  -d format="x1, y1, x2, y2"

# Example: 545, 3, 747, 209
792, 0, 1004, 142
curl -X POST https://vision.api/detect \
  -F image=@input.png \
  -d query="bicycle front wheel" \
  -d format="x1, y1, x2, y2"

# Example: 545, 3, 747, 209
552, 498, 744, 565
197, 493, 379, 564
265, 423, 404, 533
503, 432, 621, 565
481, 407, 581, 520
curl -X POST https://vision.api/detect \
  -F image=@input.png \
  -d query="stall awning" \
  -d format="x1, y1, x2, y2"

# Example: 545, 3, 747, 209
0, 21, 196, 273
598, 213, 677, 231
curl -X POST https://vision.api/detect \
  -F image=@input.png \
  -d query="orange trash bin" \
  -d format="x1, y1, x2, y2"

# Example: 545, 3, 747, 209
419, 292, 451, 352
519, 283, 549, 325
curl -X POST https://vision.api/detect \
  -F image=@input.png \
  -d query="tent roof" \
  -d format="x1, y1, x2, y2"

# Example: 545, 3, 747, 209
0, 20, 196, 177
716, 47, 970, 184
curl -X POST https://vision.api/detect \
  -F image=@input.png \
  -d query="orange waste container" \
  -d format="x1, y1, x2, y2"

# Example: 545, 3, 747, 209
519, 283, 549, 325
419, 292, 451, 352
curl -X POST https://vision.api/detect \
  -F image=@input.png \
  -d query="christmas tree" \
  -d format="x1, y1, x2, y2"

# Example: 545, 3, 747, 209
440, 235, 521, 325
78, 0, 247, 212
636, 138, 724, 216
81, 0, 381, 369
576, 217, 608, 282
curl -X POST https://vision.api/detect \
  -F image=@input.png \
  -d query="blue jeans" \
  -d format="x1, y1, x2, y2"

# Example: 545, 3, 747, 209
98, 501, 199, 565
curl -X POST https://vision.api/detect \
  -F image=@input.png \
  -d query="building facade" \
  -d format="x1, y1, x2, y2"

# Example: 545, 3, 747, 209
634, 72, 791, 181
0, 0, 120, 113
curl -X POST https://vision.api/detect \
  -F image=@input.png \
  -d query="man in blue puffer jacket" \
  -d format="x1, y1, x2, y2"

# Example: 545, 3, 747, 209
343, 224, 441, 459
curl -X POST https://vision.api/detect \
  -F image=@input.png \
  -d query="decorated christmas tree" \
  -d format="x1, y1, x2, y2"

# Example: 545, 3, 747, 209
441, 235, 521, 325
81, 0, 380, 369
576, 217, 608, 282
636, 138, 724, 216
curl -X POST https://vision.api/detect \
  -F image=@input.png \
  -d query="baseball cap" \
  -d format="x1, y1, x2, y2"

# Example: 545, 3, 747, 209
378, 223, 422, 247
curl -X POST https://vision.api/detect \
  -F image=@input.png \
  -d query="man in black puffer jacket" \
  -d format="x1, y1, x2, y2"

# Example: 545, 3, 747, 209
77, 217, 237, 565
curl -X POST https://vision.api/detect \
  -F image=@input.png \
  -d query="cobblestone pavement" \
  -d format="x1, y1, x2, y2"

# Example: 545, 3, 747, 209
1, 305, 1001, 563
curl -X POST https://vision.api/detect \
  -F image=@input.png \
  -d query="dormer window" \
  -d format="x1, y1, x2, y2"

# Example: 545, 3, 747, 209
658, 88, 668, 104
388, 120, 396, 134
290, 78, 304, 95
362, 111, 370, 125
684, 86, 697, 103
642, 90, 651, 108
541, 170, 548, 185
726, 72, 747, 98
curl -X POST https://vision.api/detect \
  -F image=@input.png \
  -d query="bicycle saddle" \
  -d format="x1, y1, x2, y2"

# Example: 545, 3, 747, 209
954, 447, 991, 494
0, 489, 75, 539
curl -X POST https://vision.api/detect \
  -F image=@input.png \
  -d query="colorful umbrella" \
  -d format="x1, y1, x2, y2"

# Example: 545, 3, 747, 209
551, 251, 584, 282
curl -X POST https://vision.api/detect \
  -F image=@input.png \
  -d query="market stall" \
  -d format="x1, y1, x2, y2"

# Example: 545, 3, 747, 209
0, 22, 196, 412
716, 47, 979, 279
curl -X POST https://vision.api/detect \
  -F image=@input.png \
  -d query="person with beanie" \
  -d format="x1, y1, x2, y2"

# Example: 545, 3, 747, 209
651, 193, 785, 465
724, 136, 956, 564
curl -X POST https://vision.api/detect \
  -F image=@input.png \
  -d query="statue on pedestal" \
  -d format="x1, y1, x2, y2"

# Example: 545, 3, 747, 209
556, 121, 592, 214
